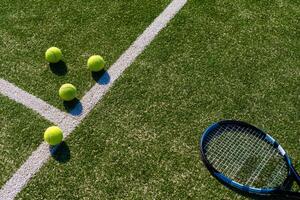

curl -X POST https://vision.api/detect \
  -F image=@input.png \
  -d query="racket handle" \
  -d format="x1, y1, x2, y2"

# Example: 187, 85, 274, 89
277, 191, 300, 200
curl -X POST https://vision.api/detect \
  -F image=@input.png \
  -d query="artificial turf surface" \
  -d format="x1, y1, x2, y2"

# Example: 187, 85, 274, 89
15, 0, 300, 199
0, 0, 170, 111
0, 96, 51, 188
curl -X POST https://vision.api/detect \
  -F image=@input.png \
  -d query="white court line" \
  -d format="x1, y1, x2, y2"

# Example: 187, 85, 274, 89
0, 79, 76, 126
0, 0, 187, 199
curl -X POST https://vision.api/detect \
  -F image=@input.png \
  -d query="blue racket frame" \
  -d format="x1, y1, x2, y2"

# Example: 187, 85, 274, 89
199, 120, 300, 198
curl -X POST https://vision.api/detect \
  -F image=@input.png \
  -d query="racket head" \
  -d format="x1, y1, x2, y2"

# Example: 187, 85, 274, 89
200, 120, 294, 196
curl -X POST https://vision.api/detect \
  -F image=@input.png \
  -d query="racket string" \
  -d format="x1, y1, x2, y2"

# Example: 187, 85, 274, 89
204, 124, 289, 188
245, 143, 277, 185
213, 126, 268, 180
212, 126, 255, 174
228, 128, 264, 177
207, 129, 247, 174
208, 126, 263, 174
207, 126, 245, 167
207, 126, 241, 165
267, 161, 288, 187
227, 130, 265, 179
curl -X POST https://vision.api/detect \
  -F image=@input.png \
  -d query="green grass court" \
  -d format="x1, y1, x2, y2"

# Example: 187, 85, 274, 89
1, 0, 299, 199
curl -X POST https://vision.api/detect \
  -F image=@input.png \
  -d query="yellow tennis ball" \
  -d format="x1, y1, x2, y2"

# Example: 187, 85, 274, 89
45, 47, 62, 63
44, 126, 63, 146
59, 83, 77, 101
87, 55, 105, 72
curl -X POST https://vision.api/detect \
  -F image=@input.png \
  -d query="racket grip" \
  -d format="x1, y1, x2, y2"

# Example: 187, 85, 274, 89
281, 192, 300, 200
269, 190, 300, 200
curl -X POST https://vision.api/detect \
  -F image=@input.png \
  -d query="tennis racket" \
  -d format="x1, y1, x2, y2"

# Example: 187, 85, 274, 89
199, 120, 300, 199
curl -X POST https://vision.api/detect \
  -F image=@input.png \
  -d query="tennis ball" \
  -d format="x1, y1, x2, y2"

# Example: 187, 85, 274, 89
44, 126, 63, 146
59, 83, 77, 101
87, 55, 105, 72
45, 47, 62, 63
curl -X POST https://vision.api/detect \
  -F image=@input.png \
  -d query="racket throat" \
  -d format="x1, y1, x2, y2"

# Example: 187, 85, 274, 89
281, 175, 294, 191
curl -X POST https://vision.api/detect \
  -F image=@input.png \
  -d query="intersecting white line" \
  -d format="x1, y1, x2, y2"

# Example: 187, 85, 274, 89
0, 0, 188, 199
0, 79, 76, 126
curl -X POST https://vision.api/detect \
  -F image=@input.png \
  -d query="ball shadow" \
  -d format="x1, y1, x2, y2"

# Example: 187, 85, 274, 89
49, 61, 68, 76
49, 142, 71, 163
63, 98, 83, 116
92, 70, 110, 85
